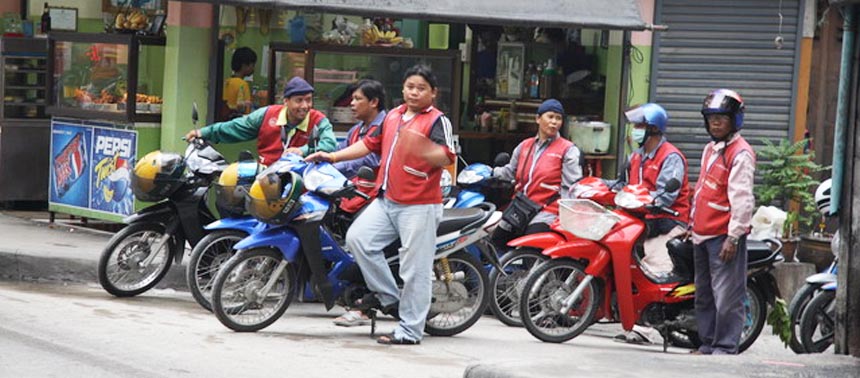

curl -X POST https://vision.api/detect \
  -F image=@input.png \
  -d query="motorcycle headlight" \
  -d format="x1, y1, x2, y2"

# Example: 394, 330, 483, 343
457, 170, 482, 185
615, 190, 645, 209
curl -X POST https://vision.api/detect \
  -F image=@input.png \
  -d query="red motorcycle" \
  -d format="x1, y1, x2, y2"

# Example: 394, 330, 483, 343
515, 178, 781, 352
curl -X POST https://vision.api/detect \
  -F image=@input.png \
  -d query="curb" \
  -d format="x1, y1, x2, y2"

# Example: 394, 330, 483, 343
0, 248, 189, 292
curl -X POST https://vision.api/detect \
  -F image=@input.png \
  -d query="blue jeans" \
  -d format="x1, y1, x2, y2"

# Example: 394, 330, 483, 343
345, 197, 442, 342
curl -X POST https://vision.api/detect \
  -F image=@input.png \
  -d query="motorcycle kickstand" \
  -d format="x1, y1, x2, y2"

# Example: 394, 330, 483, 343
660, 328, 669, 353
368, 309, 378, 338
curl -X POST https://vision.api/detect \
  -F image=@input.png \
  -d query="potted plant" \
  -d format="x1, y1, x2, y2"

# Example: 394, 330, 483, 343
754, 138, 827, 261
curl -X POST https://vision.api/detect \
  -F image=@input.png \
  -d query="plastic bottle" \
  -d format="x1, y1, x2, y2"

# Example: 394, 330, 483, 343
526, 63, 540, 98
40, 3, 51, 34
540, 59, 557, 99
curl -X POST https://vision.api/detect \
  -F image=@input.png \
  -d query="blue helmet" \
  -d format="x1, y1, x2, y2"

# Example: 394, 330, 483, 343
624, 103, 668, 133
701, 89, 745, 130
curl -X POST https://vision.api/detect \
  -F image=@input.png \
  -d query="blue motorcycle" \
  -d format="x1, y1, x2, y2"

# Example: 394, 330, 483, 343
210, 159, 501, 335
186, 154, 311, 312
795, 238, 839, 353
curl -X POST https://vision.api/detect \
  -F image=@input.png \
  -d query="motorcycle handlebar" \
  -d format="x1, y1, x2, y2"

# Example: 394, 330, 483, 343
646, 204, 679, 217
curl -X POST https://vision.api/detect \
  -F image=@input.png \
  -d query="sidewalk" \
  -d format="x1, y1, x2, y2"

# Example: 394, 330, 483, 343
0, 212, 187, 290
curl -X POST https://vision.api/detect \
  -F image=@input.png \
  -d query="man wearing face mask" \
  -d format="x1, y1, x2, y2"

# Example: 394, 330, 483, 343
610, 103, 691, 344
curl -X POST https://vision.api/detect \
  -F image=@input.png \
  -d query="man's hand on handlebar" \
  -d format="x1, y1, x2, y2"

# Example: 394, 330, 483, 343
305, 151, 335, 163
184, 129, 201, 142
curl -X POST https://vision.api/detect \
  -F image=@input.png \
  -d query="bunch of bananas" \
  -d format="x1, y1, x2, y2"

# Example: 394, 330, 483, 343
361, 25, 404, 46
115, 10, 148, 31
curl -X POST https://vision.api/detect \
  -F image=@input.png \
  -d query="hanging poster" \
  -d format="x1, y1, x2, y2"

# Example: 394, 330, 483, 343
90, 128, 137, 215
50, 122, 92, 208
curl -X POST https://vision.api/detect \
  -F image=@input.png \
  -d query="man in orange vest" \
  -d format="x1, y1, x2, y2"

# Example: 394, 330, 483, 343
185, 76, 337, 165
612, 103, 691, 344
689, 89, 756, 355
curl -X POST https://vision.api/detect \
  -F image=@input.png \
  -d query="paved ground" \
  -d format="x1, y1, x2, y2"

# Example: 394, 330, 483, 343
0, 211, 858, 377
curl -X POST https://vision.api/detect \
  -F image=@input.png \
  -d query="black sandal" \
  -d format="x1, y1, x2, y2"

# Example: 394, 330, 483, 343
377, 333, 420, 345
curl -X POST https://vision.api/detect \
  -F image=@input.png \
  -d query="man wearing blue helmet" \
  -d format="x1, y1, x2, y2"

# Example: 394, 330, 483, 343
689, 89, 756, 355
612, 102, 691, 344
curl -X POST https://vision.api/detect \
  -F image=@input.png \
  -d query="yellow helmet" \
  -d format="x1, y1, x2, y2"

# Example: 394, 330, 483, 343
131, 150, 184, 202
246, 167, 303, 224
215, 160, 262, 217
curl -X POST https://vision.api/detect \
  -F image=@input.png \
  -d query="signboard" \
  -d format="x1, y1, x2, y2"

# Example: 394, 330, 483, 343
50, 119, 137, 218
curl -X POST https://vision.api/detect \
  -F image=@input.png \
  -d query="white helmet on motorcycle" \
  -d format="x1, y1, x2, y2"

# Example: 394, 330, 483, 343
814, 178, 832, 215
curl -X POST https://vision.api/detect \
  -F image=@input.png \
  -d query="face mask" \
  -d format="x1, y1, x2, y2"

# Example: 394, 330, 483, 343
631, 128, 647, 144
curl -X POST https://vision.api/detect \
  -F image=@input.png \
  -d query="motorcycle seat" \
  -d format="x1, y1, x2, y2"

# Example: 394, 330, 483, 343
747, 239, 782, 268
438, 207, 485, 235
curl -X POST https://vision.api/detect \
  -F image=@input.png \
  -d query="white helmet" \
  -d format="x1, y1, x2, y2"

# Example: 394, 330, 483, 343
814, 178, 832, 215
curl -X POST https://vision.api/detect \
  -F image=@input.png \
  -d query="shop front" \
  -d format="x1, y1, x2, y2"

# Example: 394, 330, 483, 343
9, 0, 650, 221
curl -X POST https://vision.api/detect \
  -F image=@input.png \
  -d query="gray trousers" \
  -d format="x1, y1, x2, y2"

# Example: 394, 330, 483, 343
345, 197, 442, 342
693, 234, 747, 354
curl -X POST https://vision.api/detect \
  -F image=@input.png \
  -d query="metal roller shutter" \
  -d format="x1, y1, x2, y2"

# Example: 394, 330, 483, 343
650, 0, 804, 181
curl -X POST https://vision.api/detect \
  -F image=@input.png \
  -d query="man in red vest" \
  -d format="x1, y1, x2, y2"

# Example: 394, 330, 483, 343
490, 98, 583, 251
690, 89, 756, 355
185, 76, 337, 165
306, 65, 455, 345
611, 102, 691, 344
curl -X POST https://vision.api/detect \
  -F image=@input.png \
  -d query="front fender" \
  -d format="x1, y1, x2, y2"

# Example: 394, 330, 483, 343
123, 201, 175, 224
806, 272, 837, 285
205, 216, 265, 235
541, 239, 610, 277
822, 282, 837, 291
234, 225, 301, 262
508, 232, 565, 251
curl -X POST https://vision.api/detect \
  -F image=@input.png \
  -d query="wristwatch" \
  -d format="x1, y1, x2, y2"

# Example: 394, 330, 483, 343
727, 235, 740, 246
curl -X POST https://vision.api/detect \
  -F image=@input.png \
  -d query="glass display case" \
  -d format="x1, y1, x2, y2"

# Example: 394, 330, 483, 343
1, 37, 48, 120
269, 44, 461, 131
47, 32, 165, 123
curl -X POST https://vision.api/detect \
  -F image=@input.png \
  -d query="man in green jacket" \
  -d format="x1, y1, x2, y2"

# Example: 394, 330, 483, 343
186, 76, 337, 164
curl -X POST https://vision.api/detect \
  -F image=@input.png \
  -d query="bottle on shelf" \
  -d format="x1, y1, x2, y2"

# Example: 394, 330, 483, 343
527, 62, 540, 99
40, 3, 51, 34
540, 58, 558, 99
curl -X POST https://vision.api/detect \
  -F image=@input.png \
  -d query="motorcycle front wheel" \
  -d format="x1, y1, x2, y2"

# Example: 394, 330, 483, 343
211, 248, 296, 332
424, 251, 489, 337
97, 222, 177, 297
787, 282, 822, 353
519, 259, 600, 343
488, 248, 547, 327
799, 289, 836, 353
186, 230, 247, 312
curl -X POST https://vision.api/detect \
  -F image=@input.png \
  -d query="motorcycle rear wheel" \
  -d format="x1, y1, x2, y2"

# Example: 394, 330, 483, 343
186, 230, 247, 312
488, 248, 547, 327
519, 259, 599, 343
211, 248, 296, 332
667, 282, 767, 353
799, 289, 836, 353
97, 222, 177, 297
787, 282, 822, 353
424, 251, 489, 337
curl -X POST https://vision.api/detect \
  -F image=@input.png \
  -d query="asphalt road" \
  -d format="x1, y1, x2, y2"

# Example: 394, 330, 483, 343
0, 281, 856, 378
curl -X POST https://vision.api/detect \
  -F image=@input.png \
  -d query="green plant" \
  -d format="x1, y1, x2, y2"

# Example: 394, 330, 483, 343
754, 138, 828, 235
766, 297, 792, 348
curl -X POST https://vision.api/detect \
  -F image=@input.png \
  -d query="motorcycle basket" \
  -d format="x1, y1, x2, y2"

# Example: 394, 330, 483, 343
559, 199, 621, 241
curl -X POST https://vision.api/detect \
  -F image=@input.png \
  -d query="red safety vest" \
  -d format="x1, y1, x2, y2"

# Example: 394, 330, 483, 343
691, 136, 755, 236
628, 142, 691, 224
514, 136, 574, 215
364, 104, 455, 205
256, 106, 325, 165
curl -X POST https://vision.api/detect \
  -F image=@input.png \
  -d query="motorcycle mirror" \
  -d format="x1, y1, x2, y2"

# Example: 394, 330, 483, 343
237, 150, 255, 162
494, 152, 511, 167
356, 166, 376, 181
664, 178, 681, 193
192, 102, 199, 126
